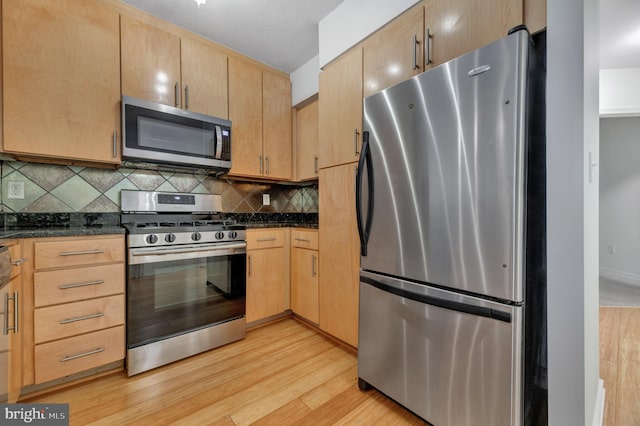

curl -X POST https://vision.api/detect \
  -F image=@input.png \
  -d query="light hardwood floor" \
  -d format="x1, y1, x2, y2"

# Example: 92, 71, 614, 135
600, 307, 640, 426
23, 318, 427, 425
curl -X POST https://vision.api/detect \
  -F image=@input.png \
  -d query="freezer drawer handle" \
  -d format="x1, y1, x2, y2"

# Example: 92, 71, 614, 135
361, 275, 512, 323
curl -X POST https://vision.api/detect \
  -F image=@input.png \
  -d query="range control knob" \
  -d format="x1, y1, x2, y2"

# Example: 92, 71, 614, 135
146, 234, 158, 244
191, 232, 202, 241
215, 231, 225, 240
229, 231, 238, 239
165, 233, 176, 243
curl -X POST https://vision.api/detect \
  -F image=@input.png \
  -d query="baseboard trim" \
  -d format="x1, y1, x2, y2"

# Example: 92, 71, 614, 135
600, 267, 640, 287
593, 378, 605, 426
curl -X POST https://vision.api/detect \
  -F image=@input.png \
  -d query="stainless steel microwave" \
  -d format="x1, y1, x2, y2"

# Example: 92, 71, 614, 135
122, 96, 232, 172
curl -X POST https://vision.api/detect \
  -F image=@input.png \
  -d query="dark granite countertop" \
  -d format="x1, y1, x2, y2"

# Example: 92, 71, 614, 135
0, 212, 318, 239
0, 226, 126, 240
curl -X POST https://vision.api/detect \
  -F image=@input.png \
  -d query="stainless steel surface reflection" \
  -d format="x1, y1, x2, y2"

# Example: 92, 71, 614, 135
360, 31, 528, 303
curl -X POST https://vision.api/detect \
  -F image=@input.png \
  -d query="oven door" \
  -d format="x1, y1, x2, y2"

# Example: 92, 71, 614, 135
126, 242, 246, 349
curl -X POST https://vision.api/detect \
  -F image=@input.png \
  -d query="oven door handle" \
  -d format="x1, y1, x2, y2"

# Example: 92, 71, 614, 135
128, 242, 247, 265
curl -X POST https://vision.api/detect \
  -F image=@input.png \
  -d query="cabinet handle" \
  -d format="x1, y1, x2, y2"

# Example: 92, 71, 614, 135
59, 312, 104, 325
4, 291, 18, 334
259, 155, 263, 174
59, 249, 104, 257
58, 280, 104, 290
257, 237, 277, 242
354, 129, 360, 156
295, 238, 310, 243
174, 82, 180, 107
314, 156, 319, 174
11, 258, 27, 266
60, 348, 105, 363
184, 85, 190, 110
425, 28, 433, 65
413, 35, 420, 70
112, 130, 118, 158
265, 156, 270, 175
248, 255, 252, 277
311, 255, 317, 277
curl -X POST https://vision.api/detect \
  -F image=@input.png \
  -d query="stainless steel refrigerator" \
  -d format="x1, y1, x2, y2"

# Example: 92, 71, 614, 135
356, 28, 547, 426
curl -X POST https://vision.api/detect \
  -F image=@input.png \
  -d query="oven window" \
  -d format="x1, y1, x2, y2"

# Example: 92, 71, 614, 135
127, 253, 246, 348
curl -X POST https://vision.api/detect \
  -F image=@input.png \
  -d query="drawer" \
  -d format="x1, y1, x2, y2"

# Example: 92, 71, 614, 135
247, 229, 286, 250
35, 264, 124, 307
34, 295, 124, 344
291, 229, 318, 250
34, 325, 124, 384
35, 236, 125, 270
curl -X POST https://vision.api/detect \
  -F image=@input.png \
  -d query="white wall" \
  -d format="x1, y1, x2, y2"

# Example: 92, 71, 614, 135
599, 117, 640, 285
318, 0, 419, 68
547, 0, 601, 423
600, 68, 640, 117
291, 55, 320, 106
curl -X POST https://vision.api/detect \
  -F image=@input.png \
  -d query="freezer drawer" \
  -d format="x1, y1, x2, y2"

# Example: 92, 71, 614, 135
358, 272, 522, 426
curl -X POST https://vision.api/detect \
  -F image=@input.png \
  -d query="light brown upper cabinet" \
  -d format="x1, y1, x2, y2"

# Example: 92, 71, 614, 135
318, 47, 363, 169
424, 0, 523, 69
228, 57, 292, 180
121, 15, 228, 118
295, 99, 319, 181
363, 3, 425, 97
1, 0, 121, 165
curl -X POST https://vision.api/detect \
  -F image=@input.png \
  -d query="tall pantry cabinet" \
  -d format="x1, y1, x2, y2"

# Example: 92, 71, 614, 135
318, 47, 363, 348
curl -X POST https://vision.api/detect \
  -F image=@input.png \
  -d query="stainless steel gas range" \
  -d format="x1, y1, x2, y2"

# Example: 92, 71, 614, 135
121, 190, 246, 376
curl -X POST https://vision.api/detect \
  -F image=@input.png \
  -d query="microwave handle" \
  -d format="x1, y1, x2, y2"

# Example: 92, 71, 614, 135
215, 125, 223, 159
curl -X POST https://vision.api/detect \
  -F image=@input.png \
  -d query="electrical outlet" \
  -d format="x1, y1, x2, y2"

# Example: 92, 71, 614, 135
262, 194, 270, 206
607, 244, 616, 254
7, 181, 25, 199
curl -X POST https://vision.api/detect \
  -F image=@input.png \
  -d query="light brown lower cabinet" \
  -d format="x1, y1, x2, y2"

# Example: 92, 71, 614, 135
290, 229, 319, 324
318, 164, 360, 347
245, 229, 289, 323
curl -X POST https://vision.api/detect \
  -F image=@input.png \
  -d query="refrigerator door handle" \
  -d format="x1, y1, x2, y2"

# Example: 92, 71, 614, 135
356, 131, 374, 256
360, 275, 512, 323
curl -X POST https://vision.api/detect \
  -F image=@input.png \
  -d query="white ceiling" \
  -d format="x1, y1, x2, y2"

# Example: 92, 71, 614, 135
121, 0, 344, 73
600, 0, 640, 69
122, 0, 640, 72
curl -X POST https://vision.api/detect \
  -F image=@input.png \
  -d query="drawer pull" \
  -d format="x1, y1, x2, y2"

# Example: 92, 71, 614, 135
60, 348, 105, 363
11, 258, 28, 266
58, 280, 105, 290
256, 237, 277, 242
59, 249, 105, 257
295, 238, 311, 243
59, 312, 104, 324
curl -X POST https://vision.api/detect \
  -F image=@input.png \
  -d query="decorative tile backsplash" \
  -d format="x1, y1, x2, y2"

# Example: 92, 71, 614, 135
0, 161, 318, 214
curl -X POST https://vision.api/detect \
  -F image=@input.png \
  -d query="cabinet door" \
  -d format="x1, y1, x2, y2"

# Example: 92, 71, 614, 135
318, 164, 360, 347
121, 15, 181, 107
246, 248, 286, 323
181, 36, 229, 119
6, 244, 23, 403
2, 0, 120, 164
291, 248, 319, 324
262, 71, 292, 180
363, 3, 424, 97
525, 0, 546, 34
318, 47, 363, 169
424, 0, 522, 68
229, 57, 263, 177
295, 99, 319, 181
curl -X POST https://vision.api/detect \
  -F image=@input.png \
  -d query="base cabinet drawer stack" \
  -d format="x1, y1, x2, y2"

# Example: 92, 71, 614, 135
30, 235, 125, 384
